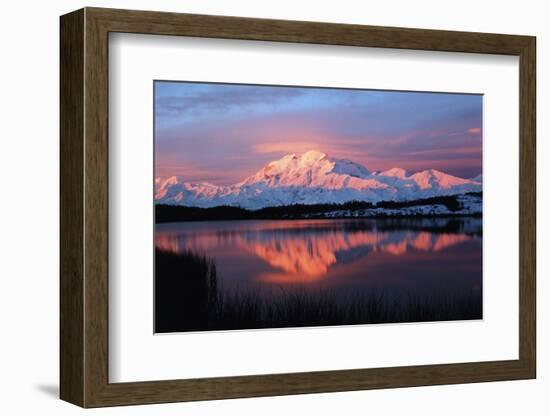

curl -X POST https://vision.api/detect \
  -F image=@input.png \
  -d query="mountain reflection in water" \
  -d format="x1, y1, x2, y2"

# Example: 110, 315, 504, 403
154, 218, 482, 332
156, 218, 481, 286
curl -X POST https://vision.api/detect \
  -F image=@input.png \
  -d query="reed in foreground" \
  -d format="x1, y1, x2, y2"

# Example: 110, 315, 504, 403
155, 249, 482, 333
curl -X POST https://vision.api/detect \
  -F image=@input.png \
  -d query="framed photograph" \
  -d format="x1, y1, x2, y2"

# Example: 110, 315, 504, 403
60, 7, 536, 407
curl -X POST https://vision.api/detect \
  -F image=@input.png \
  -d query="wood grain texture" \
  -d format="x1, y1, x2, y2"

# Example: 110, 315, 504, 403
518, 38, 536, 376
59, 8, 85, 407
88, 7, 532, 54
59, 7, 537, 408
83, 10, 110, 407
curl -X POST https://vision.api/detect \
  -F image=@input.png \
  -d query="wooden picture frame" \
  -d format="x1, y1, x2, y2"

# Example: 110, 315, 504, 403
60, 7, 536, 408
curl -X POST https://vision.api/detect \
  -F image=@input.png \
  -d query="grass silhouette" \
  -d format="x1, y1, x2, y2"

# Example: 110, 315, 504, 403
155, 248, 482, 333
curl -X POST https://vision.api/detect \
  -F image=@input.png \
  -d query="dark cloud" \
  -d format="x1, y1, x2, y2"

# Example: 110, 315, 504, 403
155, 84, 306, 118
154, 82, 483, 183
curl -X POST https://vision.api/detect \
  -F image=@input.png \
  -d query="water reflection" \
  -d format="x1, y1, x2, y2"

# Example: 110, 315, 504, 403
156, 218, 481, 283
155, 218, 482, 332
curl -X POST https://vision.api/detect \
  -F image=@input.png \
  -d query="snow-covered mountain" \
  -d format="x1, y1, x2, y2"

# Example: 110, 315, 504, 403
155, 150, 482, 210
470, 173, 483, 183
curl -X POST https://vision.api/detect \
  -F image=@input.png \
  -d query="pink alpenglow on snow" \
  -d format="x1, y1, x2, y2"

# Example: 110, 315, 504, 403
155, 150, 482, 210
153, 82, 484, 333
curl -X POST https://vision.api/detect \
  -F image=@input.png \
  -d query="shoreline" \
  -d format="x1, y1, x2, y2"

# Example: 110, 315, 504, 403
155, 192, 482, 223
155, 213, 482, 224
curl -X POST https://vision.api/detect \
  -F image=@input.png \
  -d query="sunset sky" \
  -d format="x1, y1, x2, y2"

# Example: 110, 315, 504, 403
155, 81, 482, 185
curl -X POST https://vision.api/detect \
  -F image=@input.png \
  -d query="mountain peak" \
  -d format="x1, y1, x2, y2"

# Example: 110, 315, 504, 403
380, 167, 410, 179
409, 168, 472, 190
155, 151, 481, 209
299, 149, 327, 163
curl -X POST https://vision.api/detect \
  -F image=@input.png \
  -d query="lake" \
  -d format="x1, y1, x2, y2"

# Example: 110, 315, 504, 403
155, 218, 482, 332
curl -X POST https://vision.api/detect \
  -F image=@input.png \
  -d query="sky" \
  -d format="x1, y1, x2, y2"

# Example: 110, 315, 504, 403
155, 81, 482, 185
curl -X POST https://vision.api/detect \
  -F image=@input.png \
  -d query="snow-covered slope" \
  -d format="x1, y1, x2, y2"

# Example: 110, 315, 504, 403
155, 150, 482, 210
470, 173, 483, 183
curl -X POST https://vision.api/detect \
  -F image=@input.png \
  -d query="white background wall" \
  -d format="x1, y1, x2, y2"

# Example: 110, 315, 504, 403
0, 0, 546, 414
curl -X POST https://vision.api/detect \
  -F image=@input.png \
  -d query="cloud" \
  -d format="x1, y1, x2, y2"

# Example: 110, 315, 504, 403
155, 83, 483, 183
155, 83, 306, 118
251, 142, 325, 154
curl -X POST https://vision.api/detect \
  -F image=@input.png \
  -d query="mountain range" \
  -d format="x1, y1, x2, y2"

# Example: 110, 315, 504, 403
155, 150, 482, 210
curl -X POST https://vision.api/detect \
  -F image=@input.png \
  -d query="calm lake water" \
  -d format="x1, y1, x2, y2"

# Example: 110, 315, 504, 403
155, 218, 482, 307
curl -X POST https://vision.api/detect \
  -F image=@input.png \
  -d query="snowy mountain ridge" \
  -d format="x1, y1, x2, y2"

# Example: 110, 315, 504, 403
155, 150, 482, 210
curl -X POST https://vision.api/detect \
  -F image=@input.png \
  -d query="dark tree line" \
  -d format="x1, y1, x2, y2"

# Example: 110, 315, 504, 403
155, 192, 482, 223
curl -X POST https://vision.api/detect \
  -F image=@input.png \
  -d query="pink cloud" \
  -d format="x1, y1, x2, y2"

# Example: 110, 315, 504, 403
252, 142, 324, 155
467, 127, 481, 135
